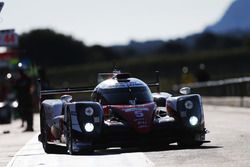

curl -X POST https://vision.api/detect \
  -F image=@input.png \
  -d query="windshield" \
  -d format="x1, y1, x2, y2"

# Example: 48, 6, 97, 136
98, 86, 153, 105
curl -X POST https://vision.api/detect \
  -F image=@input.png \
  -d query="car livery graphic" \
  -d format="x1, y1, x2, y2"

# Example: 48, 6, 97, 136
38, 71, 209, 154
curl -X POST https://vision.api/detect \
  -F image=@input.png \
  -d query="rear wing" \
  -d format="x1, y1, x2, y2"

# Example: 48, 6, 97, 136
39, 71, 161, 97
97, 70, 160, 92
97, 73, 114, 83
147, 71, 160, 92
38, 82, 95, 98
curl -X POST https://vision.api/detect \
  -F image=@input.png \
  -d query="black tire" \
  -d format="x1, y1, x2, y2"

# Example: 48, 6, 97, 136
40, 108, 54, 153
66, 111, 75, 155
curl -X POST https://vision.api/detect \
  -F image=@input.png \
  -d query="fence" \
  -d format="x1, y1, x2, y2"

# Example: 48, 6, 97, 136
172, 77, 250, 97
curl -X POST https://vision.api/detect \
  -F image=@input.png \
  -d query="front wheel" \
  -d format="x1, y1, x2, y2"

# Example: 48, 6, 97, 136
40, 108, 54, 153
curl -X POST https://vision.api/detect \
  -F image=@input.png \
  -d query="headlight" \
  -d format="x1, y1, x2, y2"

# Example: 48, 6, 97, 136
6, 73, 12, 79
189, 116, 198, 126
85, 107, 94, 116
84, 123, 94, 132
0, 102, 6, 108
185, 100, 193, 110
11, 101, 19, 108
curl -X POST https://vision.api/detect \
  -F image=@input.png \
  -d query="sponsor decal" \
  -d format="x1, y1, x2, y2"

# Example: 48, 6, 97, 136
123, 107, 149, 112
131, 108, 149, 128
0, 29, 19, 47
106, 81, 143, 89
134, 117, 148, 128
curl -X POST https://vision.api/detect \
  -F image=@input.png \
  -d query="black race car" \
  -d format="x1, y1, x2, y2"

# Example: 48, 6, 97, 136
39, 71, 209, 154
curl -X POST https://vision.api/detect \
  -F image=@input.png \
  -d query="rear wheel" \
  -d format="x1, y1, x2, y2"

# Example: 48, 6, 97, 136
40, 108, 54, 153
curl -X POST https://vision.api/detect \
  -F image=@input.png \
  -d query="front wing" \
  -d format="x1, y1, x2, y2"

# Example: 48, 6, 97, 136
69, 116, 208, 151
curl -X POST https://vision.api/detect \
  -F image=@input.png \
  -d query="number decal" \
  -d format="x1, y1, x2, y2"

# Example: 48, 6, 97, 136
4, 34, 15, 44
0, 29, 18, 46
134, 110, 144, 118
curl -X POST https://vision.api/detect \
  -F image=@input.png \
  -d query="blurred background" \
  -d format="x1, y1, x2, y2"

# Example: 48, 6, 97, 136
1, 0, 250, 121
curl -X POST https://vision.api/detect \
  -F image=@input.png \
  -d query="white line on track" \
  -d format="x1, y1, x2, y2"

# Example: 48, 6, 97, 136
7, 134, 155, 167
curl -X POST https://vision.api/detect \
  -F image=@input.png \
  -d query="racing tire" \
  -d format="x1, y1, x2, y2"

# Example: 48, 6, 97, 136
40, 107, 54, 153
66, 110, 76, 155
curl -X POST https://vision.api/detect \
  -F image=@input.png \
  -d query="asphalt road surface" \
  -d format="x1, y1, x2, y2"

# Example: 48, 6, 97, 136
3, 105, 250, 167
0, 114, 39, 167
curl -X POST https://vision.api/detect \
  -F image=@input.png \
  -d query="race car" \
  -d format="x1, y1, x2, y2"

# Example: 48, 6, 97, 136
39, 71, 209, 154
0, 95, 18, 124
0, 65, 19, 124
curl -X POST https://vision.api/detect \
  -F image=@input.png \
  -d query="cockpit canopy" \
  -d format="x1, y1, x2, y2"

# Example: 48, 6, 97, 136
92, 77, 153, 105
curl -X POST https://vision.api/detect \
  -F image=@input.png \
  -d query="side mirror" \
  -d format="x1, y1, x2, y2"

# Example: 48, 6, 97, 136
60, 95, 72, 102
179, 87, 191, 95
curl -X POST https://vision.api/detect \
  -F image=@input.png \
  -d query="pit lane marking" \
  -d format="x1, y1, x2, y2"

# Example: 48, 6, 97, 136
7, 134, 155, 167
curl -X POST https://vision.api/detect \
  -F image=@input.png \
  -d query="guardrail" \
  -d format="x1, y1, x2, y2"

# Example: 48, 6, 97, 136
172, 77, 250, 97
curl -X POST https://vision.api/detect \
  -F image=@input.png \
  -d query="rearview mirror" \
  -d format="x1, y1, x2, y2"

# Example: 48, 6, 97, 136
179, 87, 191, 95
61, 95, 72, 102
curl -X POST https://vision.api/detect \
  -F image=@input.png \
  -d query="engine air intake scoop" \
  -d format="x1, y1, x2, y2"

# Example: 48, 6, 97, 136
114, 73, 131, 81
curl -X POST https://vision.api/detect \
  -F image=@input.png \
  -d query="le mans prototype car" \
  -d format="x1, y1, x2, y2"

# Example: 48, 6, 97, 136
39, 71, 209, 154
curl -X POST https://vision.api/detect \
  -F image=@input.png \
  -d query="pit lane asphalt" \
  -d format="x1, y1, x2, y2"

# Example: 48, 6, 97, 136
4, 105, 250, 167
0, 114, 39, 167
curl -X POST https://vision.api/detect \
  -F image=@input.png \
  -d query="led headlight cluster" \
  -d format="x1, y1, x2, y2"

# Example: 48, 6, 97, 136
84, 107, 95, 132
84, 123, 94, 132
0, 102, 6, 108
6, 73, 12, 79
184, 100, 194, 110
11, 101, 19, 108
189, 116, 198, 126
85, 107, 94, 116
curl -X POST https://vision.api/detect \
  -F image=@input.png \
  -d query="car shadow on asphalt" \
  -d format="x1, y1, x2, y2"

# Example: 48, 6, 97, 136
43, 144, 222, 156
92, 144, 222, 156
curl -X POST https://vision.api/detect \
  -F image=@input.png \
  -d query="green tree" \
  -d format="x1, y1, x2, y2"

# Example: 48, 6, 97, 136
18, 29, 87, 67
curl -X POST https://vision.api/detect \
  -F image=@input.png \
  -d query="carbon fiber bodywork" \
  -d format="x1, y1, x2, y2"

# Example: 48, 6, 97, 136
39, 72, 209, 154
68, 96, 207, 152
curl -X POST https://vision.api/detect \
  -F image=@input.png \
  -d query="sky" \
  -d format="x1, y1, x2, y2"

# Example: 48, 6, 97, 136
0, 0, 234, 46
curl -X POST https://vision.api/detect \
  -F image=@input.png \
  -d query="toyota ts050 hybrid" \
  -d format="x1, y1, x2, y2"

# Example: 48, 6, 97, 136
38, 71, 209, 154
